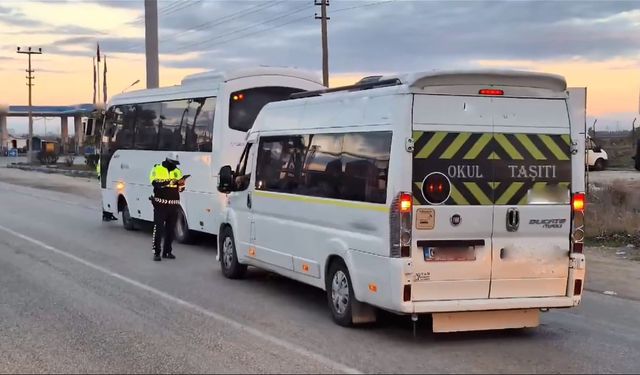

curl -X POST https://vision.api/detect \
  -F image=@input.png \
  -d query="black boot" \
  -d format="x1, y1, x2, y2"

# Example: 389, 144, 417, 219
162, 252, 176, 259
153, 253, 162, 261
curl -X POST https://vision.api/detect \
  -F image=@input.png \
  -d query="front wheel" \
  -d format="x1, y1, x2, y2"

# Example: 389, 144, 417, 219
594, 158, 606, 171
326, 260, 355, 327
219, 227, 247, 279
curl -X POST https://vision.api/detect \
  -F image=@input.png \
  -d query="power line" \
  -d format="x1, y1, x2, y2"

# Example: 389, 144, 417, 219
189, 14, 312, 52
332, 0, 395, 14
160, 0, 202, 17
170, 3, 314, 53
167, 1, 284, 42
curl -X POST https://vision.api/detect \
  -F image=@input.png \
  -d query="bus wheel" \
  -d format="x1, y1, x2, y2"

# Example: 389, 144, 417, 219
220, 226, 247, 279
326, 259, 354, 327
121, 202, 136, 231
175, 209, 194, 244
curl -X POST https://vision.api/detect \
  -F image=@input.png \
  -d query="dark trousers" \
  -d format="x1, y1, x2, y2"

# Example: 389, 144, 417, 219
152, 203, 178, 255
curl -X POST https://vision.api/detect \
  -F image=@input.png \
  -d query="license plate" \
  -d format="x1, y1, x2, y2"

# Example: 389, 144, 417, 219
423, 246, 477, 262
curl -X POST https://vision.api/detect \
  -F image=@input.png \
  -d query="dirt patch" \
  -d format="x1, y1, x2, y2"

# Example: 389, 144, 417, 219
0, 167, 100, 201
585, 246, 640, 300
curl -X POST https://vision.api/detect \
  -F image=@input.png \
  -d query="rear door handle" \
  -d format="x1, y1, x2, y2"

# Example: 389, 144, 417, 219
506, 208, 519, 232
247, 192, 252, 209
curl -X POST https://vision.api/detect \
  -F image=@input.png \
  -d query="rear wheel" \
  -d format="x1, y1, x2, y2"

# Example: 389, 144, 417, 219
121, 202, 136, 231
326, 259, 354, 327
174, 209, 194, 244
219, 227, 247, 279
594, 158, 606, 171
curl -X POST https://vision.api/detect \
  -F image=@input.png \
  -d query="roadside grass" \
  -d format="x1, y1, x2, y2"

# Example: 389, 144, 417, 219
586, 179, 640, 250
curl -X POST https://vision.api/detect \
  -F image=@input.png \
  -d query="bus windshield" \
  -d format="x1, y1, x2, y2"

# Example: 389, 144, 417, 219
229, 86, 304, 132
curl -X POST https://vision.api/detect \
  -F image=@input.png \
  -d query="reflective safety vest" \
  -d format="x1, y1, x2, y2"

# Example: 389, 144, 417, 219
149, 164, 183, 187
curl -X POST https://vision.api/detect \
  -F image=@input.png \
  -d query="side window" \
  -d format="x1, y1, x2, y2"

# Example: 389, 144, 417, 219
159, 100, 189, 151
185, 97, 215, 152
234, 143, 254, 191
341, 132, 392, 203
301, 134, 344, 199
114, 104, 135, 150
253, 132, 392, 203
255, 136, 308, 193
134, 102, 160, 150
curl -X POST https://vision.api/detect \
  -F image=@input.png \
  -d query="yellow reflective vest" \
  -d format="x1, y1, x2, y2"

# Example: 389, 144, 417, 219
149, 164, 183, 186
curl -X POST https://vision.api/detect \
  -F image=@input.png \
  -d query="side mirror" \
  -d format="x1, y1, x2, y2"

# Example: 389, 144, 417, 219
593, 146, 602, 153
218, 165, 235, 193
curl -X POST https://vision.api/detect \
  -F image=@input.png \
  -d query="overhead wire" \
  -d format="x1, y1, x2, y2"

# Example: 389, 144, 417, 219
169, 3, 315, 53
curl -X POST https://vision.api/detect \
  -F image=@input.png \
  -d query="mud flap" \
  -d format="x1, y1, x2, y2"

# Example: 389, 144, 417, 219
352, 300, 377, 324
432, 309, 539, 333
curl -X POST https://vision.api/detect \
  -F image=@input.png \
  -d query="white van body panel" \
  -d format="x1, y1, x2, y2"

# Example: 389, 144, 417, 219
220, 70, 585, 326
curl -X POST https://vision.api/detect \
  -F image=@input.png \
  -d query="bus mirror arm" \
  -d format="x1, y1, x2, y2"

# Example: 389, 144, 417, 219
218, 165, 236, 193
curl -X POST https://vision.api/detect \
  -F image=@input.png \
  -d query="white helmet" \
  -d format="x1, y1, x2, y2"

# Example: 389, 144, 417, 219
166, 152, 180, 165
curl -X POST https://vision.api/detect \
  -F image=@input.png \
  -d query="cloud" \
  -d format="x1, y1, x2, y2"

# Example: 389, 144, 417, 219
0, 5, 47, 27
87, 0, 637, 76
47, 35, 143, 57
4, 24, 105, 35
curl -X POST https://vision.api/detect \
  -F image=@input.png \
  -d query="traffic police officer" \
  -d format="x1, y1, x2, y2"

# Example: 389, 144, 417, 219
149, 152, 186, 261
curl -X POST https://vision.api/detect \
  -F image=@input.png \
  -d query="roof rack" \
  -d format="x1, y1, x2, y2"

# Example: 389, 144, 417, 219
290, 77, 402, 99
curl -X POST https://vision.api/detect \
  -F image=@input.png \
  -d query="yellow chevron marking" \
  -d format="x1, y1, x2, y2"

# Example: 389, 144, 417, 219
538, 134, 569, 160
495, 182, 525, 205
449, 184, 469, 205
494, 133, 524, 160
488, 151, 500, 160
441, 132, 472, 159
463, 182, 492, 205
561, 134, 571, 146
515, 134, 546, 160
463, 133, 492, 159
488, 181, 501, 190
412, 131, 423, 144
415, 132, 447, 159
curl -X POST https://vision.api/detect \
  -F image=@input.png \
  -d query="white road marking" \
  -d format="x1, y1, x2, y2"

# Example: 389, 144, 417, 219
0, 223, 362, 375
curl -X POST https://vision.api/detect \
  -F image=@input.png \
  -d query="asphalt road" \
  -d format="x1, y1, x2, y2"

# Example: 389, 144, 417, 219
0, 180, 639, 374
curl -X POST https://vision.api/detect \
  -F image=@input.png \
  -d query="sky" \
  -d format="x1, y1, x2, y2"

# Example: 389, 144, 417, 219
1, 0, 640, 135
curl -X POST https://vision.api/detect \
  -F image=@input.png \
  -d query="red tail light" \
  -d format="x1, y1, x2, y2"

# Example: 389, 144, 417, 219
572, 193, 585, 212
572, 242, 583, 254
390, 192, 413, 258
479, 89, 504, 96
400, 193, 412, 213
573, 279, 583, 296
571, 192, 586, 254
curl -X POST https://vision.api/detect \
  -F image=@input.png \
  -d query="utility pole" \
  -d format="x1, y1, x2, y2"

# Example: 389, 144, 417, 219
315, 0, 329, 87
144, 0, 159, 88
16, 46, 42, 163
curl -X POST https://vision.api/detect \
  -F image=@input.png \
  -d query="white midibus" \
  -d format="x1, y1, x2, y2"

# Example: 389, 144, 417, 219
99, 67, 324, 241
216, 70, 587, 332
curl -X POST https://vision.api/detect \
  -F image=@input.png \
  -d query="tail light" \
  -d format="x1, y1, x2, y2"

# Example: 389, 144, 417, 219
571, 192, 585, 254
572, 193, 585, 212
479, 89, 504, 96
573, 279, 583, 296
390, 192, 412, 257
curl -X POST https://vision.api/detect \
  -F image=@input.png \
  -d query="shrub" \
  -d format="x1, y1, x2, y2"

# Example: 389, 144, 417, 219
63, 154, 75, 167
37, 150, 59, 165
85, 154, 99, 169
